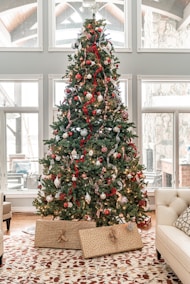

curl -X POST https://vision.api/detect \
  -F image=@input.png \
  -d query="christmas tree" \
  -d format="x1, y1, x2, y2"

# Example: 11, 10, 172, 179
33, 17, 149, 227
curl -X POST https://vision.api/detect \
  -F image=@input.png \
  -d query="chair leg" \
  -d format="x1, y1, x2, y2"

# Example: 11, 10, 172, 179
6, 218, 11, 231
156, 249, 161, 260
0, 254, 3, 266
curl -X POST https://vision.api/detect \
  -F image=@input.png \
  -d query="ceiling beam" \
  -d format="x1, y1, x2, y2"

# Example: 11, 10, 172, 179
0, 0, 35, 13
177, 3, 190, 30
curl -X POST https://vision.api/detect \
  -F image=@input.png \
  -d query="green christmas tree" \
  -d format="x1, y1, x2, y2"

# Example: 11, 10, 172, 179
33, 17, 149, 227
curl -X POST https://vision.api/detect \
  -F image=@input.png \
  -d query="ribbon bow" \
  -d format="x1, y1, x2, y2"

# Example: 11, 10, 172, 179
57, 229, 68, 243
108, 228, 117, 243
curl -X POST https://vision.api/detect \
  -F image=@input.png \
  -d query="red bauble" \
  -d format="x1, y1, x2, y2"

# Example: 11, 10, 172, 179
104, 209, 110, 215
87, 24, 92, 29
59, 193, 65, 200
74, 96, 79, 101
68, 131, 73, 136
139, 200, 146, 207
92, 110, 96, 115
51, 154, 56, 159
63, 202, 68, 208
65, 88, 71, 93
86, 60, 91, 65
75, 73, 82, 80
117, 153, 122, 158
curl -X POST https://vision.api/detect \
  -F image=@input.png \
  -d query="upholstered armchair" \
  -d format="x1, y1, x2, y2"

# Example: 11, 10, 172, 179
0, 192, 4, 266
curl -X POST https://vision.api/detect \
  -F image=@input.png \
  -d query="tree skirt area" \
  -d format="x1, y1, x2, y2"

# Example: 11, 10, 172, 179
0, 231, 181, 284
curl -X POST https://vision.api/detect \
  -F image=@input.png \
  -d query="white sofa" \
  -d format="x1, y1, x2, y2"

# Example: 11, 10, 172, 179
0, 192, 3, 265
155, 188, 190, 284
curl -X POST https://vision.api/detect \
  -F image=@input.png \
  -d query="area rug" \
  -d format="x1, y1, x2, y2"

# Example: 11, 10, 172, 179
0, 231, 181, 284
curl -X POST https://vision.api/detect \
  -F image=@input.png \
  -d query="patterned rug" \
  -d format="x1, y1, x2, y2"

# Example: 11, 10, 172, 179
0, 230, 181, 284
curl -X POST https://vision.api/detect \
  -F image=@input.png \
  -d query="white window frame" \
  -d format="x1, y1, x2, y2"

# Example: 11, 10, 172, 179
137, 75, 190, 189
48, 0, 132, 52
137, 0, 190, 53
0, 74, 44, 195
0, 0, 43, 51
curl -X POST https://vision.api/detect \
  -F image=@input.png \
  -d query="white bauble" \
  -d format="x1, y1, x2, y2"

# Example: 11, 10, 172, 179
87, 74, 92, 79
68, 202, 73, 208
85, 192, 91, 204
100, 192, 106, 200
86, 92, 92, 100
96, 160, 101, 166
54, 176, 61, 188
71, 149, 78, 159
89, 150, 94, 156
72, 176, 77, 181
62, 132, 68, 139
113, 126, 120, 133
46, 195, 53, 202
80, 128, 88, 137
97, 95, 103, 102
97, 109, 101, 114
55, 135, 60, 142
55, 155, 61, 161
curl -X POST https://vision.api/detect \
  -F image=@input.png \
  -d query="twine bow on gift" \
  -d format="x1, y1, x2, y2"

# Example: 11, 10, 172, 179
57, 230, 68, 243
108, 228, 117, 243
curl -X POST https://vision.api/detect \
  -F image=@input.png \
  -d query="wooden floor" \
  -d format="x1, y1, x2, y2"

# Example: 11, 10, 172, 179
3, 211, 155, 235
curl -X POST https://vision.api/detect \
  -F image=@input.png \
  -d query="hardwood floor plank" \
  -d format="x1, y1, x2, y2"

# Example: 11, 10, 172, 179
3, 211, 155, 235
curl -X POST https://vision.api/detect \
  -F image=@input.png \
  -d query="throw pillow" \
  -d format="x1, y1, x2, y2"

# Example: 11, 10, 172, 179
174, 206, 190, 237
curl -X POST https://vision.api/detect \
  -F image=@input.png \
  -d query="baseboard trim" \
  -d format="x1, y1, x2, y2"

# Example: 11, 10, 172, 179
12, 206, 37, 213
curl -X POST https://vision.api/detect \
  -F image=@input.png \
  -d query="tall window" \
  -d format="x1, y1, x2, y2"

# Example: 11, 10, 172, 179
0, 75, 43, 192
0, 0, 43, 51
138, 76, 190, 189
48, 0, 131, 51
137, 0, 190, 52
48, 74, 132, 136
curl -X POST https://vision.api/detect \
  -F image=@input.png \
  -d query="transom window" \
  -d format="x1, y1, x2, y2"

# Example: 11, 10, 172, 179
48, 0, 131, 51
0, 0, 43, 51
138, 0, 190, 52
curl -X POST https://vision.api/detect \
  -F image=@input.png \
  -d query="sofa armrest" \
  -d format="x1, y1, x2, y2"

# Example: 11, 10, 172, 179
155, 188, 190, 226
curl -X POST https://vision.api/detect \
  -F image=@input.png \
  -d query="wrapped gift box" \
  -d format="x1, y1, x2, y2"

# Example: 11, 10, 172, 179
79, 222, 143, 258
34, 219, 96, 249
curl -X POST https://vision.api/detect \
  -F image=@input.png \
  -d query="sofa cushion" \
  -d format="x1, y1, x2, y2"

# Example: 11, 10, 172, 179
174, 206, 190, 237
156, 225, 190, 273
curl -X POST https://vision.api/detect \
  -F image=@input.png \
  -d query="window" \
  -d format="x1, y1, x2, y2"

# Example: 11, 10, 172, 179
137, 0, 190, 52
48, 74, 132, 136
138, 76, 190, 189
0, 0, 43, 51
48, 0, 131, 51
0, 75, 43, 192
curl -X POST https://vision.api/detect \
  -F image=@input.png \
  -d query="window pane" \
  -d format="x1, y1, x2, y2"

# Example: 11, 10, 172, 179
0, 0, 41, 49
54, 81, 67, 106
179, 113, 190, 187
142, 81, 190, 108
0, 81, 39, 107
50, 0, 128, 49
139, 0, 190, 51
143, 113, 173, 188
6, 113, 39, 190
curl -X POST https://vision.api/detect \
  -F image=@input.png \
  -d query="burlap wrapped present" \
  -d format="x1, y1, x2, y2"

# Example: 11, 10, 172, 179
79, 222, 143, 258
34, 219, 96, 249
